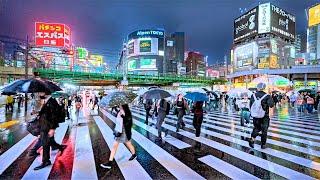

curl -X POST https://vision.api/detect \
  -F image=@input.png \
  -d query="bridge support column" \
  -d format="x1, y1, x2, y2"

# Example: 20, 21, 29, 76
304, 73, 308, 88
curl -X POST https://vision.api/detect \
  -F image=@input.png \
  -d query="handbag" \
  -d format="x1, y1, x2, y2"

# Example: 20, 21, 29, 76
114, 112, 123, 137
27, 116, 41, 136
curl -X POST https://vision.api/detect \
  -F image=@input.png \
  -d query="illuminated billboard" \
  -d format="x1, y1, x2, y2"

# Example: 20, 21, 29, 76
35, 22, 71, 47
233, 42, 258, 69
128, 29, 164, 40
140, 59, 156, 69
77, 47, 88, 59
139, 40, 151, 52
234, 7, 258, 42
127, 38, 159, 57
89, 55, 103, 66
234, 3, 296, 42
127, 60, 136, 71
309, 4, 320, 27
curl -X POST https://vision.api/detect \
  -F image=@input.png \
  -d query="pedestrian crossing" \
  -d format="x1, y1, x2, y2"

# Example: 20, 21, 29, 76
0, 106, 319, 179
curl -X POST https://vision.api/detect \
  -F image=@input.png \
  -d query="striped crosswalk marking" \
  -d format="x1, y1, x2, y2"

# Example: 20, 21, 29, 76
22, 122, 69, 179
93, 116, 152, 180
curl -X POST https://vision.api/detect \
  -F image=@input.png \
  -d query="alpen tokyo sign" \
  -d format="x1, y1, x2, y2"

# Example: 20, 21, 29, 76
35, 22, 71, 48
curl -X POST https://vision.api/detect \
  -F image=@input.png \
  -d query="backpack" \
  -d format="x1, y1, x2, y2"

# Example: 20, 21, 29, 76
166, 102, 170, 115
307, 97, 314, 104
250, 93, 268, 118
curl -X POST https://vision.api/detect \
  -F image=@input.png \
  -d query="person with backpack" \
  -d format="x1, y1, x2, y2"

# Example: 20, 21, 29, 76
155, 98, 169, 141
174, 94, 189, 132
248, 83, 274, 149
236, 93, 250, 126
33, 92, 66, 170
144, 99, 153, 125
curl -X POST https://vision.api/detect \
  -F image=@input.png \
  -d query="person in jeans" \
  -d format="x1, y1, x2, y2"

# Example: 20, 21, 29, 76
100, 104, 136, 169
144, 99, 153, 125
174, 94, 188, 132
248, 83, 274, 149
156, 99, 169, 141
192, 101, 205, 137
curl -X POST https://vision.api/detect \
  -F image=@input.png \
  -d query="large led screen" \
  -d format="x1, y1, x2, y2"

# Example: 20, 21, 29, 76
233, 42, 258, 69
309, 4, 320, 27
140, 59, 156, 69
234, 7, 258, 42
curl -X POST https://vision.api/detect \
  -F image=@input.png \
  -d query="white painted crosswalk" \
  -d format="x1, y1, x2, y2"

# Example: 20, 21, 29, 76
0, 106, 319, 179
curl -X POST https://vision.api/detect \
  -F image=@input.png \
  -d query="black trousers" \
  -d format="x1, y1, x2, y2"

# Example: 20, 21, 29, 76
40, 131, 50, 163
193, 114, 203, 137
251, 117, 270, 145
145, 108, 151, 123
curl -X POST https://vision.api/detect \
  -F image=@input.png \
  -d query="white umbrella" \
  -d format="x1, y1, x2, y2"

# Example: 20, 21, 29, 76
251, 75, 290, 87
227, 88, 253, 98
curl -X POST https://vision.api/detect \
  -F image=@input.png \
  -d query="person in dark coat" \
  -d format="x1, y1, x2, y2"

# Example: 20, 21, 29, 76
248, 83, 274, 149
174, 94, 188, 132
192, 101, 205, 137
144, 99, 153, 125
34, 93, 66, 170
100, 104, 136, 169
155, 99, 169, 140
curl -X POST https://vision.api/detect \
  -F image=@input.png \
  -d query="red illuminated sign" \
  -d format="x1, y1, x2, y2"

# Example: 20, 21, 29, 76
35, 22, 71, 47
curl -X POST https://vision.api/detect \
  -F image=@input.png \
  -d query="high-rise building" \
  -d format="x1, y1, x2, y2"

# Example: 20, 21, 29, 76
165, 32, 185, 74
185, 51, 206, 77
307, 3, 320, 62
295, 34, 302, 55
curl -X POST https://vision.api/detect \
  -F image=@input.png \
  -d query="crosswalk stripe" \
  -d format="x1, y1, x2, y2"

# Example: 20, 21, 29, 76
22, 122, 69, 180
202, 114, 320, 140
102, 110, 205, 180
0, 134, 36, 174
131, 109, 314, 179
133, 119, 191, 149
164, 114, 320, 171
71, 116, 98, 179
199, 155, 260, 180
209, 113, 320, 132
185, 114, 320, 149
93, 116, 152, 180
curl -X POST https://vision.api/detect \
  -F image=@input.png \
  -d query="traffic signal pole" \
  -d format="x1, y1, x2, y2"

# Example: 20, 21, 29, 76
24, 35, 29, 114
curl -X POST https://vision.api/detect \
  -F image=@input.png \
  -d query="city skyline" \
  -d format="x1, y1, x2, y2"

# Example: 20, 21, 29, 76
0, 0, 318, 65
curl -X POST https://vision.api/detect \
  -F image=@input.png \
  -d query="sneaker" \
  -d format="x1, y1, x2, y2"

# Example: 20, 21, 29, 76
100, 161, 113, 169
261, 144, 267, 149
248, 138, 254, 148
129, 154, 137, 161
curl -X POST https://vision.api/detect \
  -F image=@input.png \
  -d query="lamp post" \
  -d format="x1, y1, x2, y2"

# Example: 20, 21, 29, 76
24, 35, 29, 113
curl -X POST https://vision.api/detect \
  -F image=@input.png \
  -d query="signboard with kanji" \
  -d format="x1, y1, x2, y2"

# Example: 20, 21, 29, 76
35, 22, 71, 47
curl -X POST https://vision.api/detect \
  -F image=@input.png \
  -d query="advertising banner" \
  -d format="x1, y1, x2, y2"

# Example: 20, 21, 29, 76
234, 7, 258, 42
269, 54, 279, 68
35, 22, 71, 47
258, 3, 271, 34
127, 60, 136, 70
140, 59, 156, 69
89, 55, 103, 66
258, 57, 269, 69
77, 47, 88, 59
270, 4, 296, 40
308, 4, 320, 27
234, 42, 258, 69
139, 40, 152, 52
128, 29, 164, 40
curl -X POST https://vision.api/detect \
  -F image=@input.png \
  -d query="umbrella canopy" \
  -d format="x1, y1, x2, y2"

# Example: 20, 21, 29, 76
297, 88, 316, 94
143, 89, 172, 99
137, 88, 148, 96
2, 78, 62, 94
184, 92, 209, 102
251, 75, 291, 87
227, 88, 253, 98
1, 91, 17, 96
99, 91, 134, 108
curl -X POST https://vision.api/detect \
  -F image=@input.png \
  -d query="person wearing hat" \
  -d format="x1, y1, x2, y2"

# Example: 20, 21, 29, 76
248, 83, 274, 149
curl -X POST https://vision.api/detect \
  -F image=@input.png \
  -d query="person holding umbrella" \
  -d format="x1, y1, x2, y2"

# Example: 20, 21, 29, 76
142, 89, 171, 141
100, 92, 137, 169
184, 92, 208, 137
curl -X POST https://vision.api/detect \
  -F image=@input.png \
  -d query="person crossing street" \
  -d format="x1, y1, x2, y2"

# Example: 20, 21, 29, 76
248, 83, 274, 149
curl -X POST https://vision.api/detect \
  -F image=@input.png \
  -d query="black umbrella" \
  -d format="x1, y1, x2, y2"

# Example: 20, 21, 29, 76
1, 91, 16, 96
143, 89, 171, 99
2, 78, 62, 94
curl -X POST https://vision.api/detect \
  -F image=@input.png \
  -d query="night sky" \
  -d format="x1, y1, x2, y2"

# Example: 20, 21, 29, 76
0, 0, 318, 65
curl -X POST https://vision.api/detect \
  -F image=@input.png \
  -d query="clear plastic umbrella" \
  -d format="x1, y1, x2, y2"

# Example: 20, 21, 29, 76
227, 88, 253, 98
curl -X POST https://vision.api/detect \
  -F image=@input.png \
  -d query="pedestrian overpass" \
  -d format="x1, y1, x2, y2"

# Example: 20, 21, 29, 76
33, 68, 226, 86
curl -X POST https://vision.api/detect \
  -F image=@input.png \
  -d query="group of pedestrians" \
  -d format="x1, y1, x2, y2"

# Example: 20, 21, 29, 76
5, 94, 25, 112
295, 92, 319, 113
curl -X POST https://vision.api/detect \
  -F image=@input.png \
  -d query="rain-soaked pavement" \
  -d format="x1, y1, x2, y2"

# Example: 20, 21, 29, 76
0, 102, 320, 179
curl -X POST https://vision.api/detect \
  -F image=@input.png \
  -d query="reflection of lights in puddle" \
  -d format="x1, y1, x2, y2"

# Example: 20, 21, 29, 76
0, 120, 20, 129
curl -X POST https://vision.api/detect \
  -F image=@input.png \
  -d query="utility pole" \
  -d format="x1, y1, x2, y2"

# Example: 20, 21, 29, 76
24, 35, 29, 113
